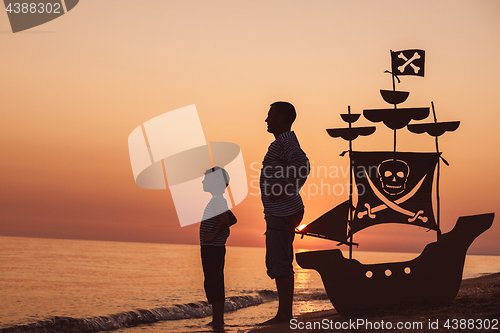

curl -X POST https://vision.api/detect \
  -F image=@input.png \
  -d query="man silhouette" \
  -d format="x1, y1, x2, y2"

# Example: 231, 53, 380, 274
259, 101, 309, 325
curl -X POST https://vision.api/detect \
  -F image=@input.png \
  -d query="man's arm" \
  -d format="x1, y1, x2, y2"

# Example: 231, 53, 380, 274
270, 137, 309, 200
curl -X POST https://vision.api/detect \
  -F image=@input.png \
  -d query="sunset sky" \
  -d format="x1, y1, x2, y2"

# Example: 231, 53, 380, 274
1, 0, 499, 255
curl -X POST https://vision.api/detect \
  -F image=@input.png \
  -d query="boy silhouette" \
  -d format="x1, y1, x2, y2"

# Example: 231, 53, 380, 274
200, 166, 234, 329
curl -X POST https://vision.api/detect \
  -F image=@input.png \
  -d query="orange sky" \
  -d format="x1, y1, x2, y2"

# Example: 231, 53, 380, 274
1, 0, 499, 254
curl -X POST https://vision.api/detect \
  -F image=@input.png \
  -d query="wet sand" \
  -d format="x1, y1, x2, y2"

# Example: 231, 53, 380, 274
246, 272, 500, 332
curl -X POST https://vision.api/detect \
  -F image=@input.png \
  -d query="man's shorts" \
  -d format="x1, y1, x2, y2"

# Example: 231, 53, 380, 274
265, 210, 304, 279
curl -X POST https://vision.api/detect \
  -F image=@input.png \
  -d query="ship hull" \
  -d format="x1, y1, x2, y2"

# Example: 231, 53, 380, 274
296, 213, 494, 315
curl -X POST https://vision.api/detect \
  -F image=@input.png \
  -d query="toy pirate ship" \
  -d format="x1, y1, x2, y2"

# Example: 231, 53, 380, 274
296, 49, 494, 314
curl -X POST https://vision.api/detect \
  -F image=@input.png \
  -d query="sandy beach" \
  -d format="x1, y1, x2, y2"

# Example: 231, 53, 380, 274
247, 272, 500, 332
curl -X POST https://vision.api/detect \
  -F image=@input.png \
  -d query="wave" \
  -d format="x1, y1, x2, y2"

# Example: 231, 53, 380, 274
0, 293, 276, 333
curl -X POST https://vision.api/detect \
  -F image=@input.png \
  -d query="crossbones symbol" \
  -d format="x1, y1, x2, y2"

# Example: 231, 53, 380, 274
357, 171, 428, 223
398, 52, 421, 74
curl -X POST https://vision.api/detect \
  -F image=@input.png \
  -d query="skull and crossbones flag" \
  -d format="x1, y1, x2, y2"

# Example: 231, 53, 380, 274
350, 151, 439, 235
391, 49, 425, 77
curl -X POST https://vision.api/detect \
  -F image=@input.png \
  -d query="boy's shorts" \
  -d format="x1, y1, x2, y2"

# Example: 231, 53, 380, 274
201, 245, 226, 303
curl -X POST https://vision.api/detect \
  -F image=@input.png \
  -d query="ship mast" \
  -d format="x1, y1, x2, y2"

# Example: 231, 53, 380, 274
347, 106, 354, 259
392, 71, 397, 152
326, 107, 375, 258
432, 102, 441, 237
407, 101, 460, 239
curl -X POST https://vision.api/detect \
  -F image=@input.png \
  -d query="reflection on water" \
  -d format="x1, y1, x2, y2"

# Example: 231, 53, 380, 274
294, 261, 313, 291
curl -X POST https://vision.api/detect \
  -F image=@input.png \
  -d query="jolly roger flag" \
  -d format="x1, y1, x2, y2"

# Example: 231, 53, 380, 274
391, 49, 425, 77
349, 151, 439, 235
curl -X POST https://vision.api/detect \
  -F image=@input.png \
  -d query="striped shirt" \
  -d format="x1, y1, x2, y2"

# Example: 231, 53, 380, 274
260, 131, 309, 216
200, 195, 230, 246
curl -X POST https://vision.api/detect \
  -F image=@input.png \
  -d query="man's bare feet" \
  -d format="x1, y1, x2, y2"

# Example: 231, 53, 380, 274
206, 320, 225, 330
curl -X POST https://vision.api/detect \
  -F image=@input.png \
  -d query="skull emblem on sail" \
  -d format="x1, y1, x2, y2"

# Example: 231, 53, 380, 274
378, 159, 409, 195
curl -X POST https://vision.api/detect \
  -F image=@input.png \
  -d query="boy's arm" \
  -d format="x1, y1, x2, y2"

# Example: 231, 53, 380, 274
203, 199, 230, 243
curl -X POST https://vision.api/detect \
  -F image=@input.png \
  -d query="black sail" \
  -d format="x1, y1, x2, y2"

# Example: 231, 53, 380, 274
298, 200, 350, 243
350, 151, 439, 235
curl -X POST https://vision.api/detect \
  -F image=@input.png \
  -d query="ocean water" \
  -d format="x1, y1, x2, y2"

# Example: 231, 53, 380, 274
1, 236, 499, 333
